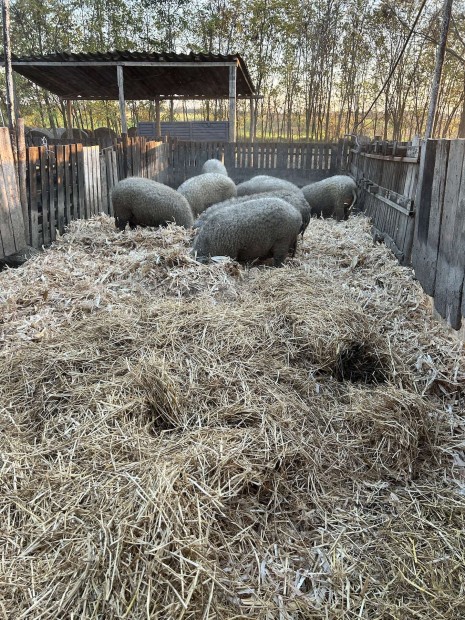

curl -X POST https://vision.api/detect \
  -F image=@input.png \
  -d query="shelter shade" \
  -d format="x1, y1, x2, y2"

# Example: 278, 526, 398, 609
0, 51, 256, 101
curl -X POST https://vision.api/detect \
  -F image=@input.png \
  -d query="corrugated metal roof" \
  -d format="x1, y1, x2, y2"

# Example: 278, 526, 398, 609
0, 50, 256, 100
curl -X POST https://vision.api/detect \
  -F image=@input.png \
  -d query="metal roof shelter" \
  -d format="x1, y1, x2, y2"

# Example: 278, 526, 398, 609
0, 50, 257, 142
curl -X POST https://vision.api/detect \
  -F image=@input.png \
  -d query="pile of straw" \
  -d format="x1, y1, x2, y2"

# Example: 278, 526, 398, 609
1, 215, 464, 619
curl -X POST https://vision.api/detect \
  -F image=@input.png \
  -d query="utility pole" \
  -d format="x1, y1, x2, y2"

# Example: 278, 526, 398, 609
424, 0, 453, 139
2, 0, 16, 130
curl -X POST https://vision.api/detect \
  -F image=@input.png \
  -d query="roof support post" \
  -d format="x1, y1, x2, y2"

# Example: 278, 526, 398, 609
117, 64, 128, 177
66, 99, 73, 139
229, 64, 236, 143
117, 64, 128, 136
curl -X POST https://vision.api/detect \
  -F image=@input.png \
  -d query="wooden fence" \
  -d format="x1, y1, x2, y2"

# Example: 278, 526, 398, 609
24, 139, 170, 248
170, 140, 350, 187
4, 128, 465, 332
11, 137, 346, 253
349, 141, 420, 264
349, 137, 465, 331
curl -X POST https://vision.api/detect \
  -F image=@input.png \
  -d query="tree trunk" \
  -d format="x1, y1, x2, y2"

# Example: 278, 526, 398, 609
458, 74, 465, 138
424, 0, 453, 139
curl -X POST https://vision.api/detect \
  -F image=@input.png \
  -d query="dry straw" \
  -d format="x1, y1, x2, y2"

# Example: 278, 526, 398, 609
0, 215, 464, 619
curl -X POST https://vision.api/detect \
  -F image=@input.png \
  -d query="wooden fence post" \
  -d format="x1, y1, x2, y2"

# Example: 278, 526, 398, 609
16, 118, 29, 245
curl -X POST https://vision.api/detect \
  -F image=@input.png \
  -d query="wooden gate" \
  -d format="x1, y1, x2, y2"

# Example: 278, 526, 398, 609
349, 142, 420, 264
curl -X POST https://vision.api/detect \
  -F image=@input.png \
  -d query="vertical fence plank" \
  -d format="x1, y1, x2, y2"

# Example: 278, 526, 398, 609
56, 145, 65, 234
0, 129, 27, 254
412, 140, 441, 294
39, 146, 50, 246
76, 144, 85, 220
433, 139, 465, 329
0, 132, 18, 256
70, 144, 78, 220
100, 153, 108, 215
63, 145, 72, 227
48, 147, 57, 242
27, 147, 40, 249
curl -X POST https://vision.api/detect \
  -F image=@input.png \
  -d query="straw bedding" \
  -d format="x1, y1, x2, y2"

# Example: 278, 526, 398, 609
1, 215, 464, 619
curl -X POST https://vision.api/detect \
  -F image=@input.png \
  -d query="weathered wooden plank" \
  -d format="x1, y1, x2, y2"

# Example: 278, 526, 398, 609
272, 142, 278, 169
48, 147, 57, 242
56, 145, 65, 234
330, 139, 342, 174
92, 147, 99, 215
82, 147, 90, 218
91, 147, 98, 215
259, 143, 265, 170
136, 137, 143, 176
116, 142, 124, 181
87, 146, 96, 217
27, 147, 40, 249
76, 143, 86, 220
39, 146, 50, 246
291, 143, 297, 172
318, 143, 324, 170
70, 144, 78, 220
412, 140, 442, 293
94, 146, 100, 213
63, 145, 72, 227
354, 151, 419, 164
244, 142, 252, 171
401, 215, 416, 266
16, 119, 29, 246
366, 184, 414, 212
126, 138, 133, 177
434, 139, 465, 329
245, 142, 251, 169
0, 142, 16, 255
298, 143, 304, 170
267, 143, 273, 169
1, 133, 23, 248
0, 129, 25, 255
100, 153, 108, 214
